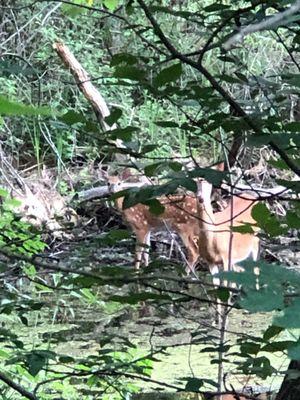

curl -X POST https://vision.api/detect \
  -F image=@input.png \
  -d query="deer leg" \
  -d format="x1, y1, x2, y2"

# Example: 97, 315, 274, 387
134, 230, 150, 270
210, 265, 220, 286
185, 243, 199, 276
168, 235, 174, 259
142, 231, 151, 267
251, 236, 261, 289
252, 236, 260, 261
186, 236, 199, 276
178, 233, 199, 275
209, 265, 222, 325
252, 236, 260, 275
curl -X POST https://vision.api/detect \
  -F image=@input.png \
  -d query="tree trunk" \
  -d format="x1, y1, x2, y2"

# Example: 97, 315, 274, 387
275, 360, 300, 400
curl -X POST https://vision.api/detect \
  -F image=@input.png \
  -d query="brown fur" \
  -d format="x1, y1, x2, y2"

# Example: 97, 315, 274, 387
198, 192, 260, 269
109, 176, 200, 272
197, 179, 260, 324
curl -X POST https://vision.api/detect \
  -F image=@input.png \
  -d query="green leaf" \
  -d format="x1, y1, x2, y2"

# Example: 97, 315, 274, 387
110, 53, 138, 67
231, 224, 255, 234
145, 199, 165, 216
80, 288, 97, 303
189, 167, 226, 186
246, 134, 271, 146
59, 110, 86, 125
105, 229, 131, 241
283, 73, 300, 87
168, 161, 183, 172
263, 325, 283, 341
252, 203, 282, 236
154, 120, 179, 128
204, 3, 230, 12
240, 288, 284, 312
61, 0, 89, 16
25, 350, 55, 376
240, 342, 261, 355
114, 66, 146, 81
103, 0, 119, 11
178, 177, 197, 192
274, 299, 300, 328
104, 108, 122, 126
235, 72, 249, 83
144, 161, 182, 177
288, 341, 300, 359
0, 349, 9, 358
286, 210, 300, 228
0, 188, 8, 198
285, 121, 300, 132
19, 315, 28, 326
153, 63, 182, 87
263, 218, 283, 237
5, 198, 22, 208
59, 355, 75, 363
268, 158, 291, 170
242, 356, 275, 379
140, 144, 158, 154
107, 126, 139, 141
218, 55, 237, 63
217, 74, 244, 84
209, 287, 230, 302
261, 341, 295, 352
0, 96, 51, 116
276, 179, 300, 193
121, 182, 179, 209
144, 162, 162, 177
184, 377, 203, 392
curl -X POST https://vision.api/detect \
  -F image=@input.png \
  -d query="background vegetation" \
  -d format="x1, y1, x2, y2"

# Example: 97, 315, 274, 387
0, 0, 299, 399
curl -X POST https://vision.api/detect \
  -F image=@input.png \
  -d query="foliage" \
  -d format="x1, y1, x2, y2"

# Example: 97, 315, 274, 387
0, 188, 45, 254
0, 0, 300, 399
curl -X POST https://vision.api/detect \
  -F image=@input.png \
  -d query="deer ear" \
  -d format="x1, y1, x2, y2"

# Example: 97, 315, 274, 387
101, 168, 110, 181
120, 168, 132, 181
213, 162, 224, 172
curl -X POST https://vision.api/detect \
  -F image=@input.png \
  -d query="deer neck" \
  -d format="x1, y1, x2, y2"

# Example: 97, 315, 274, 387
197, 196, 216, 260
114, 196, 124, 212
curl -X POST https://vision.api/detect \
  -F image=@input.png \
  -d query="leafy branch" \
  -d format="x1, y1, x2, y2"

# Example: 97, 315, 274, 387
136, 0, 300, 177
0, 370, 38, 400
224, 0, 300, 49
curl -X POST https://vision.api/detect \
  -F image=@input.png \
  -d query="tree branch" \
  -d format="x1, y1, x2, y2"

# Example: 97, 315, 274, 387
136, 0, 300, 177
0, 371, 38, 400
224, 0, 300, 49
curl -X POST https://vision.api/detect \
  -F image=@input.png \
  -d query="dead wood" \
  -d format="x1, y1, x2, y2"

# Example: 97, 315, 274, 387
53, 41, 125, 155
75, 181, 148, 202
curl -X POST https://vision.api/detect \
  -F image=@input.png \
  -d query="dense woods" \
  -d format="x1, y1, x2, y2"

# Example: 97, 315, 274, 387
0, 1, 299, 399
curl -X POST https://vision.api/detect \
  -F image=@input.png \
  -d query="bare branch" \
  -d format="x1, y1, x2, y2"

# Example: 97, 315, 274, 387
53, 41, 125, 150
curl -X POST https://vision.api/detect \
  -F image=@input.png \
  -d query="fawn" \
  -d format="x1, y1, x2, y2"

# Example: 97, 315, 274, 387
107, 174, 200, 273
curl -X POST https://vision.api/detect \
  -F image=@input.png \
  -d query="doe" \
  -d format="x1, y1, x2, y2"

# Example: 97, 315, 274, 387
196, 179, 260, 277
196, 177, 260, 322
